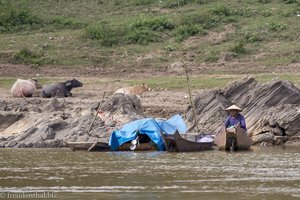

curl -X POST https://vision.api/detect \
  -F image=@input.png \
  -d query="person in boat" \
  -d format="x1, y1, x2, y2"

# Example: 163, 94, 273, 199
224, 105, 247, 132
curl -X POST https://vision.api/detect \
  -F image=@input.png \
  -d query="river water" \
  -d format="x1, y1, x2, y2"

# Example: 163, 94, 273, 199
0, 146, 299, 200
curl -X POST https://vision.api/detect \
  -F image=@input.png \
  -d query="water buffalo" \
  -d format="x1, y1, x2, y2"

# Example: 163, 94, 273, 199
114, 83, 151, 96
41, 79, 83, 98
11, 79, 42, 98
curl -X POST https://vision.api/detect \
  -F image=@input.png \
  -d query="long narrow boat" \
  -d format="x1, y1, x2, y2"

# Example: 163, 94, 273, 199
164, 131, 214, 152
214, 124, 252, 151
65, 141, 111, 152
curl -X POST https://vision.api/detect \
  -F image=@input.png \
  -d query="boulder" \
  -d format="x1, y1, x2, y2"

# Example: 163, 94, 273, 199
252, 132, 274, 145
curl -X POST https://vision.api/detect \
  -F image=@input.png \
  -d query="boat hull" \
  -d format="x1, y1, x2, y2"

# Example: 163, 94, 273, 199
66, 142, 111, 152
214, 124, 252, 151
164, 131, 214, 152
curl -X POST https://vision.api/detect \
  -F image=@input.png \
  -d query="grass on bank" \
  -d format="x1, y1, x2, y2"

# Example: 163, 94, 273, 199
1, 74, 299, 92
0, 0, 299, 68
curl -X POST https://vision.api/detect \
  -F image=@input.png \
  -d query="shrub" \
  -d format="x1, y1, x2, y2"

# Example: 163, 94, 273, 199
50, 16, 85, 29
132, 0, 156, 5
181, 12, 222, 29
174, 24, 205, 41
164, 45, 176, 51
126, 28, 160, 45
267, 22, 287, 32
13, 48, 54, 66
282, 0, 297, 3
257, 0, 271, 3
230, 41, 247, 55
262, 10, 273, 17
164, 0, 189, 8
211, 4, 233, 17
85, 24, 120, 46
130, 15, 174, 31
244, 32, 262, 43
0, 2, 41, 32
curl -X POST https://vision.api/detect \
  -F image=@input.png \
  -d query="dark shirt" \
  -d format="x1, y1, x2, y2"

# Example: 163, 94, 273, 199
224, 114, 247, 130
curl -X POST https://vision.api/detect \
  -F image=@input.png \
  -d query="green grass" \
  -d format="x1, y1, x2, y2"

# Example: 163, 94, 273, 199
1, 74, 299, 92
125, 74, 300, 90
0, 0, 299, 71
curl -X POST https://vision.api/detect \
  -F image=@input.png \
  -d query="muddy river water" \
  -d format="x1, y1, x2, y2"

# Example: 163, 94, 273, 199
0, 146, 299, 200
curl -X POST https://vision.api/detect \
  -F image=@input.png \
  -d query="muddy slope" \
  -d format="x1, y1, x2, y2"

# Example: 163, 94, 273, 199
186, 77, 300, 145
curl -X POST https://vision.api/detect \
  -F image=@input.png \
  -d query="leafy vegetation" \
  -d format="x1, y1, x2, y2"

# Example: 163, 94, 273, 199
12, 48, 55, 67
0, 0, 298, 70
0, 2, 42, 32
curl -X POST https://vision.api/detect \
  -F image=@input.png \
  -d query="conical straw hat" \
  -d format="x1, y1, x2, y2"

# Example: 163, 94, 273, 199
225, 105, 242, 112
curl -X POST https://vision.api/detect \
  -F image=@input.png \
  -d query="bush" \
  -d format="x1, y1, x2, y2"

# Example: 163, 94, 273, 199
181, 12, 222, 29
13, 48, 54, 66
132, 0, 156, 5
282, 0, 297, 3
230, 41, 247, 55
257, 0, 271, 3
262, 10, 273, 17
85, 24, 120, 46
211, 4, 233, 17
174, 24, 205, 41
126, 28, 160, 45
50, 16, 85, 29
164, 0, 189, 8
164, 45, 176, 51
130, 15, 174, 31
243, 32, 262, 43
267, 22, 287, 32
0, 2, 41, 32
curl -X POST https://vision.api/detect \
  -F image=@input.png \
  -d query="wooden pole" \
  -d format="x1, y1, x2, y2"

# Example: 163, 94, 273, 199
184, 65, 199, 132
87, 92, 106, 136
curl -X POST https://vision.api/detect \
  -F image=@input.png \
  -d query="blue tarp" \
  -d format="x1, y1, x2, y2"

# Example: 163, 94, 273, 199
109, 114, 187, 151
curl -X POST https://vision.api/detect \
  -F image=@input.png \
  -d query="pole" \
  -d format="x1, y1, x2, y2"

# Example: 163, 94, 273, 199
184, 65, 199, 132
87, 92, 106, 136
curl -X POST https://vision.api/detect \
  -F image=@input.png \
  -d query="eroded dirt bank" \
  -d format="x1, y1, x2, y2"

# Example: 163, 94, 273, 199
0, 77, 299, 148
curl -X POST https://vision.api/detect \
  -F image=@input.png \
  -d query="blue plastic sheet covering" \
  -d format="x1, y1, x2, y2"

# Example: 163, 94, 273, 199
109, 114, 187, 151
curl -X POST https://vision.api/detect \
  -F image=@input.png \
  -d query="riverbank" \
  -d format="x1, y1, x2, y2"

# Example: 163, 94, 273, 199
0, 76, 299, 148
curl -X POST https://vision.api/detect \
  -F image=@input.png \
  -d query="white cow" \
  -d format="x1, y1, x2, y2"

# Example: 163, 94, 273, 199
11, 79, 41, 98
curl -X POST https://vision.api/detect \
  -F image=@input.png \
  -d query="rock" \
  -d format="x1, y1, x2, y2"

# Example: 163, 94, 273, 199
274, 136, 288, 145
77, 135, 89, 142
0, 92, 143, 148
186, 77, 300, 145
252, 132, 275, 145
45, 139, 64, 148
44, 98, 66, 112
0, 113, 24, 131
5, 140, 18, 147
101, 93, 144, 117
29, 106, 42, 113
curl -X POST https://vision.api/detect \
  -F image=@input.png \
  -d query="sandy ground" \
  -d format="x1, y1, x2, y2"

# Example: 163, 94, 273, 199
0, 77, 191, 119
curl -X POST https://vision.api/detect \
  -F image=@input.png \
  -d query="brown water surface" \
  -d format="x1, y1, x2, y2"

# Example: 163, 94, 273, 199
0, 146, 299, 200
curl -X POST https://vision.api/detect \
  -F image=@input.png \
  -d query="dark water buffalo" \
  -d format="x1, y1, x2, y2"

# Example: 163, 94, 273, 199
41, 79, 83, 98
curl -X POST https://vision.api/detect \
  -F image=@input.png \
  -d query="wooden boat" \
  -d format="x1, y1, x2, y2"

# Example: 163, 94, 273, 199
214, 124, 252, 151
118, 142, 157, 151
65, 141, 111, 152
164, 131, 214, 152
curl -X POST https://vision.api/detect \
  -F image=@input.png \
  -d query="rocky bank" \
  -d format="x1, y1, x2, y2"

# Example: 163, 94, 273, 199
186, 77, 300, 145
0, 94, 144, 148
0, 77, 299, 148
